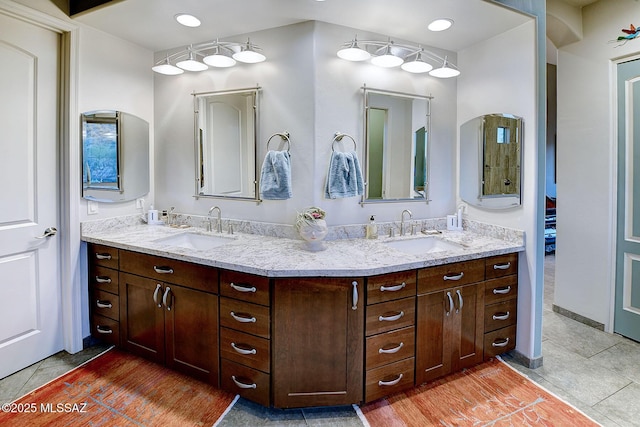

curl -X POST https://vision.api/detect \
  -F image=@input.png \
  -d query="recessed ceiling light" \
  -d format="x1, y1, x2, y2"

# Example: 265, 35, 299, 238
428, 18, 453, 32
175, 13, 201, 28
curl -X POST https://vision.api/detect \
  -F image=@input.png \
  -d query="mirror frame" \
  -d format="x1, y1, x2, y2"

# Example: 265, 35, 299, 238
361, 85, 432, 206
193, 86, 261, 203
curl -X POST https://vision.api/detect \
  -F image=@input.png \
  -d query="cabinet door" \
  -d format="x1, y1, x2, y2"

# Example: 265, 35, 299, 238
451, 283, 485, 372
119, 273, 165, 363
165, 284, 219, 386
416, 291, 452, 384
273, 277, 364, 408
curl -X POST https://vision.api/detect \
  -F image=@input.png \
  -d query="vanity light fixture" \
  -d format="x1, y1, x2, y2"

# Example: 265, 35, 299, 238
175, 13, 201, 27
337, 35, 460, 78
428, 18, 453, 32
152, 38, 266, 75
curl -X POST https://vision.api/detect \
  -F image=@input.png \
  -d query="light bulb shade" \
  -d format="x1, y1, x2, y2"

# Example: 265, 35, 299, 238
176, 58, 208, 71
371, 53, 403, 68
203, 54, 236, 67
337, 46, 370, 61
401, 59, 433, 73
429, 65, 460, 78
232, 47, 266, 63
152, 60, 184, 75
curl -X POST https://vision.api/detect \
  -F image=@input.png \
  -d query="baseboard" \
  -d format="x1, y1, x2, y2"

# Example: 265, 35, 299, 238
509, 350, 544, 369
552, 305, 605, 331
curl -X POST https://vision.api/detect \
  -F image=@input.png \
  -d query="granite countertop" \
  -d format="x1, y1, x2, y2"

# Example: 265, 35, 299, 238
81, 217, 524, 277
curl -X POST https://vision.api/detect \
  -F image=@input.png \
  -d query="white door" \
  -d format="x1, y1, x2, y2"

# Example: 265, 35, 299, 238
0, 12, 63, 378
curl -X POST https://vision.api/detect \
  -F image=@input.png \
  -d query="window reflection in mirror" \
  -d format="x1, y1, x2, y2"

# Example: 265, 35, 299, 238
194, 87, 259, 201
81, 110, 149, 203
363, 87, 431, 204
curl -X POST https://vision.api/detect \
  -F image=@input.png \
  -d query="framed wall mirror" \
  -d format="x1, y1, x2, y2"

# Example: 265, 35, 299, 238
193, 86, 260, 201
82, 110, 150, 202
460, 113, 523, 209
362, 86, 431, 205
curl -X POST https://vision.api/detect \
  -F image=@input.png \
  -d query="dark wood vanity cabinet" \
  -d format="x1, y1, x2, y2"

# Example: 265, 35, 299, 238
483, 253, 518, 359
88, 244, 121, 347
272, 277, 364, 408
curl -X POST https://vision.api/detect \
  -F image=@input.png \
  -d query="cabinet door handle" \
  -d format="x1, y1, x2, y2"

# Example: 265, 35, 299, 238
230, 282, 257, 293
379, 342, 404, 354
446, 291, 454, 316
96, 325, 113, 334
378, 311, 404, 322
493, 262, 511, 270
162, 286, 172, 311
153, 266, 174, 274
153, 284, 162, 307
492, 311, 510, 321
95, 253, 112, 260
492, 338, 510, 347
231, 342, 257, 355
456, 289, 464, 313
352, 281, 358, 310
95, 300, 112, 309
231, 376, 257, 389
230, 311, 257, 323
443, 272, 464, 281
493, 286, 512, 295
378, 374, 403, 387
95, 276, 112, 284
380, 282, 406, 292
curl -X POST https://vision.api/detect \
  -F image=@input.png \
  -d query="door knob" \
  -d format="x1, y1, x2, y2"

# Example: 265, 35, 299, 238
35, 227, 57, 239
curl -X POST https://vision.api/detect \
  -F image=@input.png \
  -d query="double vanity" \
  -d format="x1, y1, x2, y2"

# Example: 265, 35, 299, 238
82, 216, 523, 409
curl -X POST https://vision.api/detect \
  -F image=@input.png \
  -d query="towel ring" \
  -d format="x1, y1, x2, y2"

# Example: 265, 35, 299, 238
332, 132, 357, 152
267, 132, 291, 152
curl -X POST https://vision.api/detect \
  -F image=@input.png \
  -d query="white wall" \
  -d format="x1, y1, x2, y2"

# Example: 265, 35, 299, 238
153, 21, 458, 226
457, 21, 538, 359
555, 0, 640, 329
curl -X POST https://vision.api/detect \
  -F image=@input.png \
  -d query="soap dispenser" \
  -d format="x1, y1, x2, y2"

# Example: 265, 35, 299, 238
366, 215, 378, 239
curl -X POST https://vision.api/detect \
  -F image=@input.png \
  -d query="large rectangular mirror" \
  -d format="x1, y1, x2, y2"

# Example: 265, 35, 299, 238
194, 87, 260, 201
362, 86, 431, 205
82, 110, 150, 202
460, 113, 522, 209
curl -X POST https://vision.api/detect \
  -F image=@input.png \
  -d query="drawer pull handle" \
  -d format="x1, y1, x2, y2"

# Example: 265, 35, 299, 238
231, 342, 257, 355
456, 289, 463, 313
379, 311, 404, 322
446, 291, 454, 316
163, 287, 172, 311
95, 253, 112, 260
230, 311, 257, 323
494, 262, 511, 270
153, 284, 162, 307
493, 286, 512, 295
492, 311, 510, 321
444, 272, 464, 281
379, 342, 404, 354
96, 325, 113, 334
380, 282, 406, 292
352, 281, 359, 310
96, 300, 112, 309
378, 374, 403, 387
95, 276, 112, 284
153, 266, 174, 274
492, 338, 510, 348
232, 376, 257, 389
230, 282, 257, 293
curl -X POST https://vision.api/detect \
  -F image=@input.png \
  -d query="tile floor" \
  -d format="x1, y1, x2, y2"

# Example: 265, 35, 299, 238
1, 254, 639, 426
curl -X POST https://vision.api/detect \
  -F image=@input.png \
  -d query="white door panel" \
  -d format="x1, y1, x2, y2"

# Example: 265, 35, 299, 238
0, 12, 62, 379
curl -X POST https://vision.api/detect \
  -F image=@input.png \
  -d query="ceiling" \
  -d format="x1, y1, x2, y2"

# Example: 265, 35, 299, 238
66, 0, 532, 54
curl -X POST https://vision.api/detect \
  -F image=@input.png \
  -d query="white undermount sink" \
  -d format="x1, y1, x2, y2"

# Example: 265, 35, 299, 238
154, 232, 235, 251
384, 236, 464, 255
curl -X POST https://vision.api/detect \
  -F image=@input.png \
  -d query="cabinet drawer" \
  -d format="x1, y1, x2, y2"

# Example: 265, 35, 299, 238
484, 325, 516, 359
485, 253, 518, 280
91, 288, 119, 321
418, 259, 484, 294
220, 327, 270, 373
484, 299, 517, 332
366, 326, 415, 370
120, 250, 218, 294
220, 270, 270, 306
367, 270, 416, 305
90, 314, 119, 346
221, 358, 270, 407
88, 244, 119, 269
366, 297, 415, 336
484, 275, 518, 305
89, 265, 119, 294
220, 297, 270, 339
365, 357, 415, 403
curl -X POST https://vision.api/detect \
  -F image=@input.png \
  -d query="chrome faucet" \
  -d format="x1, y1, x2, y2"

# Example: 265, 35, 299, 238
400, 209, 413, 235
208, 206, 222, 233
